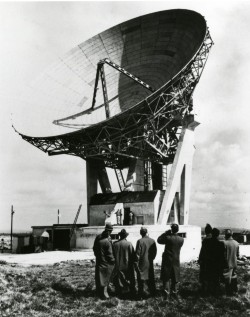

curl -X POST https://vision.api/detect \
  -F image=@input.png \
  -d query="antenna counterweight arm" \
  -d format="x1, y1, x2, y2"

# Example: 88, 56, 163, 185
91, 58, 156, 114
102, 58, 155, 93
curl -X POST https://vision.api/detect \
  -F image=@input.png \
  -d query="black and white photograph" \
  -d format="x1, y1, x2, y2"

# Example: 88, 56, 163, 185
0, 1, 249, 316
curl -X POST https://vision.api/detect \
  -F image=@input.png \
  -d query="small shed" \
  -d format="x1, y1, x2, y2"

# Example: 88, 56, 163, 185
32, 224, 87, 251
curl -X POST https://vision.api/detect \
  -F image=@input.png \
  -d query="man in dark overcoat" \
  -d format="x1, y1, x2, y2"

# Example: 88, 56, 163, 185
157, 223, 184, 298
198, 223, 213, 294
135, 227, 157, 298
93, 223, 115, 299
113, 229, 136, 297
206, 228, 225, 295
223, 229, 239, 295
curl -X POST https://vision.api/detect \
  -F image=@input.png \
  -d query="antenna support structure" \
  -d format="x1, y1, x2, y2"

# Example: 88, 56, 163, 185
16, 10, 213, 231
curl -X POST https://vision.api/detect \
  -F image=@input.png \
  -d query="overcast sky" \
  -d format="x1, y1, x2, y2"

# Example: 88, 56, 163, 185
0, 1, 250, 232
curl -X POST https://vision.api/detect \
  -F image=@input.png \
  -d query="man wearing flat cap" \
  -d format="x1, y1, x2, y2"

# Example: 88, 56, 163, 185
93, 223, 115, 299
135, 227, 157, 298
157, 224, 184, 299
223, 229, 239, 295
113, 229, 136, 297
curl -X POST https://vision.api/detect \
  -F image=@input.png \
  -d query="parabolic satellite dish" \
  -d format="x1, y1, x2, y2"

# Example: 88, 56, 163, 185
15, 9, 213, 169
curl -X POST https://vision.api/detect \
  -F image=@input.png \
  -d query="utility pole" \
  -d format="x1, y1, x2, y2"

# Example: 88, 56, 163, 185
57, 209, 60, 224
11, 205, 14, 252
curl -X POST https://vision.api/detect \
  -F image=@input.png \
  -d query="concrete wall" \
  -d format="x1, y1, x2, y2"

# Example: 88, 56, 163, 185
124, 202, 154, 225
133, 160, 145, 191
12, 237, 19, 253
76, 225, 201, 263
32, 227, 53, 246
89, 201, 156, 226
12, 236, 30, 253
33, 228, 46, 237
89, 204, 115, 226
154, 191, 164, 224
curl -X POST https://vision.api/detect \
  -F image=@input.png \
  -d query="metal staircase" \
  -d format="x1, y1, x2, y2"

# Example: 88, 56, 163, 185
162, 165, 168, 190
115, 169, 125, 191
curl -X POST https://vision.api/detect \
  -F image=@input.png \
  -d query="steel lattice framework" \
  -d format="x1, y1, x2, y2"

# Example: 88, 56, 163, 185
18, 29, 213, 169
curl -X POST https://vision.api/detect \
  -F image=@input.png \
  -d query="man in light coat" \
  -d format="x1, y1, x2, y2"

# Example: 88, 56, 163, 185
93, 223, 115, 299
113, 229, 136, 297
135, 227, 157, 298
157, 224, 184, 299
223, 229, 239, 295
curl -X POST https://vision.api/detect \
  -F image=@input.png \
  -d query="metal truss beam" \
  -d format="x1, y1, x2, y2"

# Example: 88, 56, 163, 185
18, 29, 213, 169
102, 58, 155, 93
90, 58, 155, 115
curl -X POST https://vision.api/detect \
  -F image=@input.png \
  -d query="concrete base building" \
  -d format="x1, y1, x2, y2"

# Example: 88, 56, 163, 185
76, 225, 201, 264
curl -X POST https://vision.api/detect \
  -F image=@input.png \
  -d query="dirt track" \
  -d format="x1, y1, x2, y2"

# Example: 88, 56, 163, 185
0, 250, 94, 266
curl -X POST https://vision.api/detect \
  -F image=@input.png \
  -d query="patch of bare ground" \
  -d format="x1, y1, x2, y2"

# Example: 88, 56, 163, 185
0, 260, 249, 316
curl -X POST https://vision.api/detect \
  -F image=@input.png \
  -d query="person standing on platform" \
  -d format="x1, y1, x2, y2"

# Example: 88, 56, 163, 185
115, 209, 123, 225
198, 223, 213, 294
135, 227, 157, 298
128, 211, 134, 225
157, 224, 184, 299
223, 229, 239, 295
93, 224, 115, 299
113, 229, 136, 297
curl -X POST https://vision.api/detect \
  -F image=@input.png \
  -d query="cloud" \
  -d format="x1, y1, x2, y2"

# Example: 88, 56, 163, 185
190, 128, 250, 227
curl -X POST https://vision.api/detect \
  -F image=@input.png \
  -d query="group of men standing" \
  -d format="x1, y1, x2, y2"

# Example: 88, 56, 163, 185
93, 223, 184, 300
198, 224, 239, 296
93, 222, 240, 300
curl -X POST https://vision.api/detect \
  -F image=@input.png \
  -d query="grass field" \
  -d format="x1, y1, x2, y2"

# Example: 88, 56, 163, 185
0, 259, 249, 317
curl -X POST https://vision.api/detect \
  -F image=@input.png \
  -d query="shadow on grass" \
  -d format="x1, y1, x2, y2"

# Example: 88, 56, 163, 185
51, 280, 96, 298
179, 288, 200, 298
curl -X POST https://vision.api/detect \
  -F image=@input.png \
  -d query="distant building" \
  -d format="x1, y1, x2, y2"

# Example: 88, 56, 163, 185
0, 233, 31, 253
31, 224, 87, 251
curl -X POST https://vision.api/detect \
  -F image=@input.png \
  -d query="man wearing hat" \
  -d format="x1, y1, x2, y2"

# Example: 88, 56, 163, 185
198, 223, 213, 294
135, 227, 157, 298
93, 223, 115, 299
157, 224, 184, 299
206, 228, 225, 295
113, 229, 136, 297
223, 229, 239, 295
